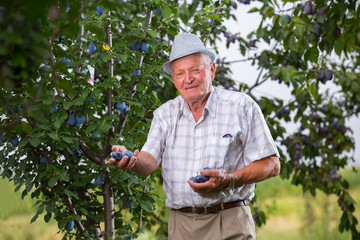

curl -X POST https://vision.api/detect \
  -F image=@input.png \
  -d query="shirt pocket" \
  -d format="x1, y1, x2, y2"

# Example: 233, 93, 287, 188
208, 136, 237, 171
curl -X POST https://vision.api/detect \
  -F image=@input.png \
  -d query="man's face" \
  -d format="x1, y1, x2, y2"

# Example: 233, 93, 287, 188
171, 53, 216, 103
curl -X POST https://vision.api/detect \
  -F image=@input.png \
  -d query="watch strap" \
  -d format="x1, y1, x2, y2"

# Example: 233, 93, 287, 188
225, 173, 235, 190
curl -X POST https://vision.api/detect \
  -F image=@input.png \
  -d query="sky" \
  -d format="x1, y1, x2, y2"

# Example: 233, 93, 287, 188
212, 1, 360, 166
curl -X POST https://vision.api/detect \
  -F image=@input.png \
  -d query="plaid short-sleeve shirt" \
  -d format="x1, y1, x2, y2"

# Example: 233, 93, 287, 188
141, 86, 279, 209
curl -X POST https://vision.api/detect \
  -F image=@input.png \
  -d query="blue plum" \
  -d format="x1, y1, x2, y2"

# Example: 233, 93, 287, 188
0, 134, 6, 142
122, 150, 134, 159
65, 220, 74, 231
154, 8, 161, 15
61, 57, 71, 64
284, 14, 291, 24
131, 41, 141, 50
95, 175, 105, 185
313, 24, 322, 36
9, 136, 19, 146
141, 42, 150, 52
75, 115, 86, 127
111, 151, 123, 162
73, 148, 81, 158
189, 167, 213, 183
88, 42, 97, 53
133, 69, 141, 76
50, 105, 58, 113
92, 133, 100, 140
66, 114, 76, 126
304, 2, 315, 15
95, 5, 103, 16
116, 101, 129, 114
324, 69, 333, 80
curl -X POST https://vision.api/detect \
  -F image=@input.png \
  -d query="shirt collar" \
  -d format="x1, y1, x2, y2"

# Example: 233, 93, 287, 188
178, 86, 217, 119
204, 86, 217, 118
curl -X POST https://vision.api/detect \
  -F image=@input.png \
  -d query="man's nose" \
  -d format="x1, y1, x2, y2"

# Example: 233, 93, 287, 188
184, 72, 194, 84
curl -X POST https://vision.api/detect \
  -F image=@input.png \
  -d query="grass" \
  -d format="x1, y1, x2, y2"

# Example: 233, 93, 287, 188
0, 179, 34, 220
0, 167, 359, 239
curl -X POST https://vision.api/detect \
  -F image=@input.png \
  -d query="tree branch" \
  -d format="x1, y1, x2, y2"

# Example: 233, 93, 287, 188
103, 176, 115, 240
79, 140, 102, 165
204, 3, 225, 46
0, 118, 22, 131
63, 195, 86, 234
104, 9, 116, 240
136, 176, 150, 233
246, 41, 279, 95
77, 189, 104, 240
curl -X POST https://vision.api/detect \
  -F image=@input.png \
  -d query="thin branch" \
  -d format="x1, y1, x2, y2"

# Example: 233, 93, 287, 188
77, 189, 104, 240
227, 57, 255, 64
64, 195, 86, 233
0, 118, 22, 131
247, 41, 279, 95
75, 12, 84, 76
246, 68, 267, 94
204, 3, 225, 46
128, 103, 157, 134
115, 8, 154, 142
136, 175, 150, 232
273, 98, 296, 118
79, 140, 102, 165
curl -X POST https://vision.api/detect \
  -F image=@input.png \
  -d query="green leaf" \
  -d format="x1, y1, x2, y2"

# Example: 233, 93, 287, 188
79, 208, 88, 215
44, 212, 52, 223
248, 7, 259, 13
208, 13, 223, 22
63, 102, 73, 110
48, 176, 58, 187
295, 82, 306, 96
291, 17, 305, 24
30, 213, 39, 224
308, 81, 318, 99
59, 171, 70, 182
290, 71, 305, 77
62, 136, 73, 144
86, 124, 97, 134
334, 37, 345, 56
205, 5, 210, 14
64, 189, 77, 198
29, 138, 41, 147
140, 200, 153, 212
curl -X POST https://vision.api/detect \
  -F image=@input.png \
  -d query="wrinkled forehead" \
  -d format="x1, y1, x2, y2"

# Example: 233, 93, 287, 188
171, 53, 210, 72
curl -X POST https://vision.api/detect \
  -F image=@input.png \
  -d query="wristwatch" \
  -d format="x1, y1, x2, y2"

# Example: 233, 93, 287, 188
225, 173, 235, 190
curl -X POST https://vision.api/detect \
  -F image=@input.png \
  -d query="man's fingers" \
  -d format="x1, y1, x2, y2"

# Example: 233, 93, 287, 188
109, 158, 116, 165
126, 156, 137, 169
111, 145, 127, 152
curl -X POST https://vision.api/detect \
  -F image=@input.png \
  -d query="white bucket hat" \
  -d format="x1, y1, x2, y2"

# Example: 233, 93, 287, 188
162, 33, 216, 75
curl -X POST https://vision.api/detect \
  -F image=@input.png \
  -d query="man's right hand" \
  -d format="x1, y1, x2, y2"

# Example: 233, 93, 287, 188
109, 145, 139, 170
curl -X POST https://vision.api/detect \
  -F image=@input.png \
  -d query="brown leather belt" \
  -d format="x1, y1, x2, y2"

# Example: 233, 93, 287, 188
175, 200, 248, 214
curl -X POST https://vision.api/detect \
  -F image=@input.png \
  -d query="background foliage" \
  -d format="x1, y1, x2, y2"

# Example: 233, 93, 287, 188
0, 0, 359, 239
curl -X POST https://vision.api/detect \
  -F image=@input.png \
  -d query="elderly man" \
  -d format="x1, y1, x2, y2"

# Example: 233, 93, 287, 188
110, 33, 280, 239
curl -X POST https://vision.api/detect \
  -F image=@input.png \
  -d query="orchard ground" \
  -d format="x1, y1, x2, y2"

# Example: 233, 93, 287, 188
1, 167, 359, 240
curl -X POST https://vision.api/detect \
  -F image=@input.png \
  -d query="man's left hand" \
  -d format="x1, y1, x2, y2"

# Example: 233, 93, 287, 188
188, 169, 228, 194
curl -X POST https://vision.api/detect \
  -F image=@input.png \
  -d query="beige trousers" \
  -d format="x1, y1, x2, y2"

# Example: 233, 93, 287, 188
168, 206, 256, 240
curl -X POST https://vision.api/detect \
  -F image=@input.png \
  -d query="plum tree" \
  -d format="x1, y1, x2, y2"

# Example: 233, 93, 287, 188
0, 0, 359, 239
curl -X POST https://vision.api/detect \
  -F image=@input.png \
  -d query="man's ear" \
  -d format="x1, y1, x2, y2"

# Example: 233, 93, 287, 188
210, 62, 216, 80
